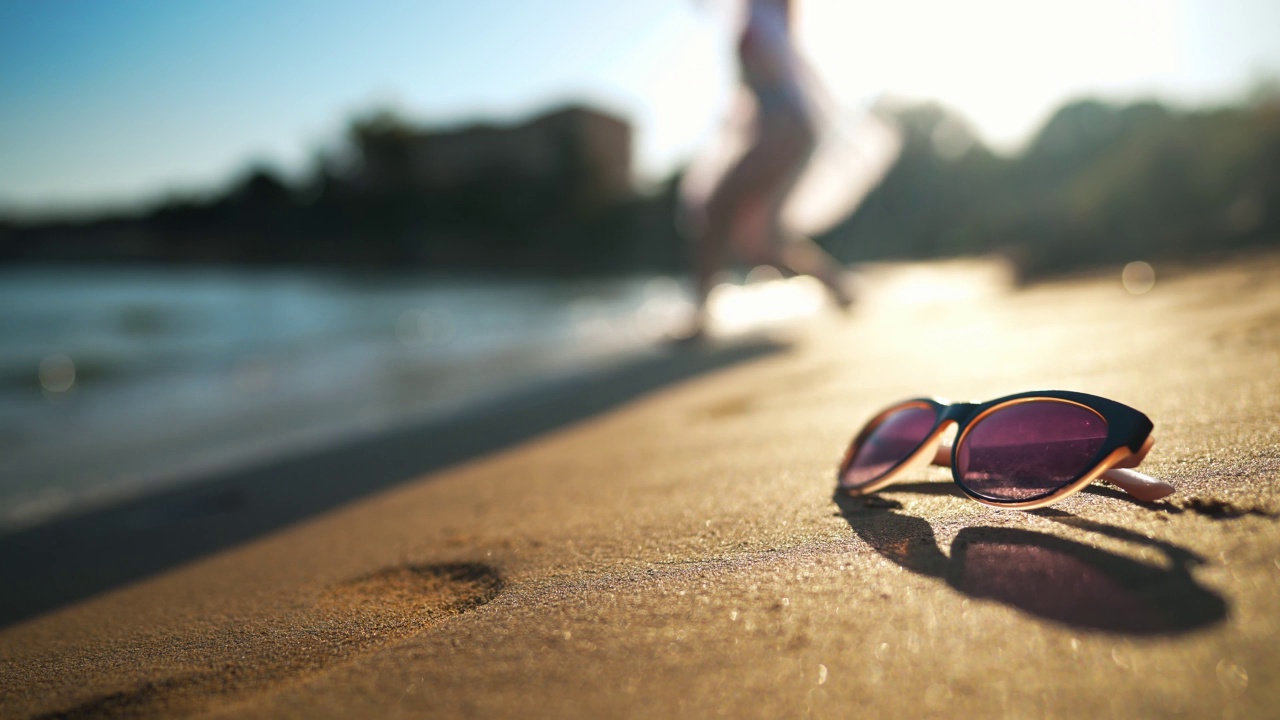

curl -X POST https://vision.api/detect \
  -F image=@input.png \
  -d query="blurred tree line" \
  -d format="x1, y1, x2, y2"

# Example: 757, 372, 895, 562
1, 91, 1277, 279
819, 87, 1280, 278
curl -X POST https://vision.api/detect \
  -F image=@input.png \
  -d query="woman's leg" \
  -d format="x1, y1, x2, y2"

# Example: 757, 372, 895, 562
778, 233, 854, 309
684, 112, 851, 336
750, 122, 855, 310
683, 140, 783, 337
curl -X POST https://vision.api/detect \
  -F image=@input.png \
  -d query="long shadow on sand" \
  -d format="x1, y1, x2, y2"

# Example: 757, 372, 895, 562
832, 487, 1227, 634
0, 339, 785, 628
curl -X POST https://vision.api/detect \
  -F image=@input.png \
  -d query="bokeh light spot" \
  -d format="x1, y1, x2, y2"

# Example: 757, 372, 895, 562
1216, 659, 1248, 697
38, 354, 76, 393
1122, 261, 1156, 295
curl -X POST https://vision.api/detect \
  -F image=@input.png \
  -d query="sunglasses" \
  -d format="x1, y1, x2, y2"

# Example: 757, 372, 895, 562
837, 391, 1174, 510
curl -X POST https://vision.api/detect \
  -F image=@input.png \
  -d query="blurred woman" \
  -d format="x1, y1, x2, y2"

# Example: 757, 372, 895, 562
681, 0, 853, 338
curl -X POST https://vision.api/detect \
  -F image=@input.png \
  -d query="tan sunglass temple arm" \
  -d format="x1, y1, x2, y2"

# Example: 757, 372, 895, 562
930, 439, 1176, 503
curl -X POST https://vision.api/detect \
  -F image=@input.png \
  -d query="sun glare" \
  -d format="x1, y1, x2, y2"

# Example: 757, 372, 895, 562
708, 274, 827, 334
798, 0, 1183, 149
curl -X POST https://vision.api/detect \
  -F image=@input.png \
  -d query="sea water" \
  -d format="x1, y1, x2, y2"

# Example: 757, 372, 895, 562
0, 268, 692, 532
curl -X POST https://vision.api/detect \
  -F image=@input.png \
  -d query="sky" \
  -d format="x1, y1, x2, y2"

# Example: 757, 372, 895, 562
1, 0, 1278, 217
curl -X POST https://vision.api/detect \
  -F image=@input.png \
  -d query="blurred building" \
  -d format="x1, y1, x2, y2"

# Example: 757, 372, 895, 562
1, 105, 661, 270
355, 105, 634, 216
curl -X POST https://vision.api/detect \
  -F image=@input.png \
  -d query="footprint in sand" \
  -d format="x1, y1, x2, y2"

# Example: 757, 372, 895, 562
30, 563, 502, 720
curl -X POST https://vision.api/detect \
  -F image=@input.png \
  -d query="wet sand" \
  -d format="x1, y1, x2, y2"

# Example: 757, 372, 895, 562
3, 252, 1280, 718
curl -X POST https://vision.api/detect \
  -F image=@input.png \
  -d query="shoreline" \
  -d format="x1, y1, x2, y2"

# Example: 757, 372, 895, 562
0, 337, 784, 627
0, 269, 694, 533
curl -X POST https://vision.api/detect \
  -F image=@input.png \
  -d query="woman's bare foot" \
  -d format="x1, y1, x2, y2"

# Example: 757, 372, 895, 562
666, 308, 711, 345
825, 273, 855, 312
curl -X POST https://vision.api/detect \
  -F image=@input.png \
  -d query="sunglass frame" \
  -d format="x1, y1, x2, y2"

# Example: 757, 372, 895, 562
838, 390, 1154, 510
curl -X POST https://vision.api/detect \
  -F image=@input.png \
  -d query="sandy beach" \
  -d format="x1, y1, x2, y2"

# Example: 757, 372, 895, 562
3, 252, 1280, 719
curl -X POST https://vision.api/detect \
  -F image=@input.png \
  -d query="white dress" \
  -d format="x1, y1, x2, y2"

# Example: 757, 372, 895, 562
681, 0, 900, 240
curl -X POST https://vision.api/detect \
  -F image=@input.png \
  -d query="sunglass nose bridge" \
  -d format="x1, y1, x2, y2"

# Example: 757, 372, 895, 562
938, 402, 979, 424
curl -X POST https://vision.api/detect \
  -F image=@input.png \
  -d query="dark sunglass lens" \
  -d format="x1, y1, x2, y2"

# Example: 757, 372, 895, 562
841, 404, 939, 488
956, 401, 1108, 501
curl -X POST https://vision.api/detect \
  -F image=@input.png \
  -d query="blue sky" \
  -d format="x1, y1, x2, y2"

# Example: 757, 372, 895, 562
2, 0, 1278, 216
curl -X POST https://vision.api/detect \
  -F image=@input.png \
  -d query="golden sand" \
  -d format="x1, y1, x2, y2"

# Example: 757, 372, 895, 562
3, 253, 1279, 718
